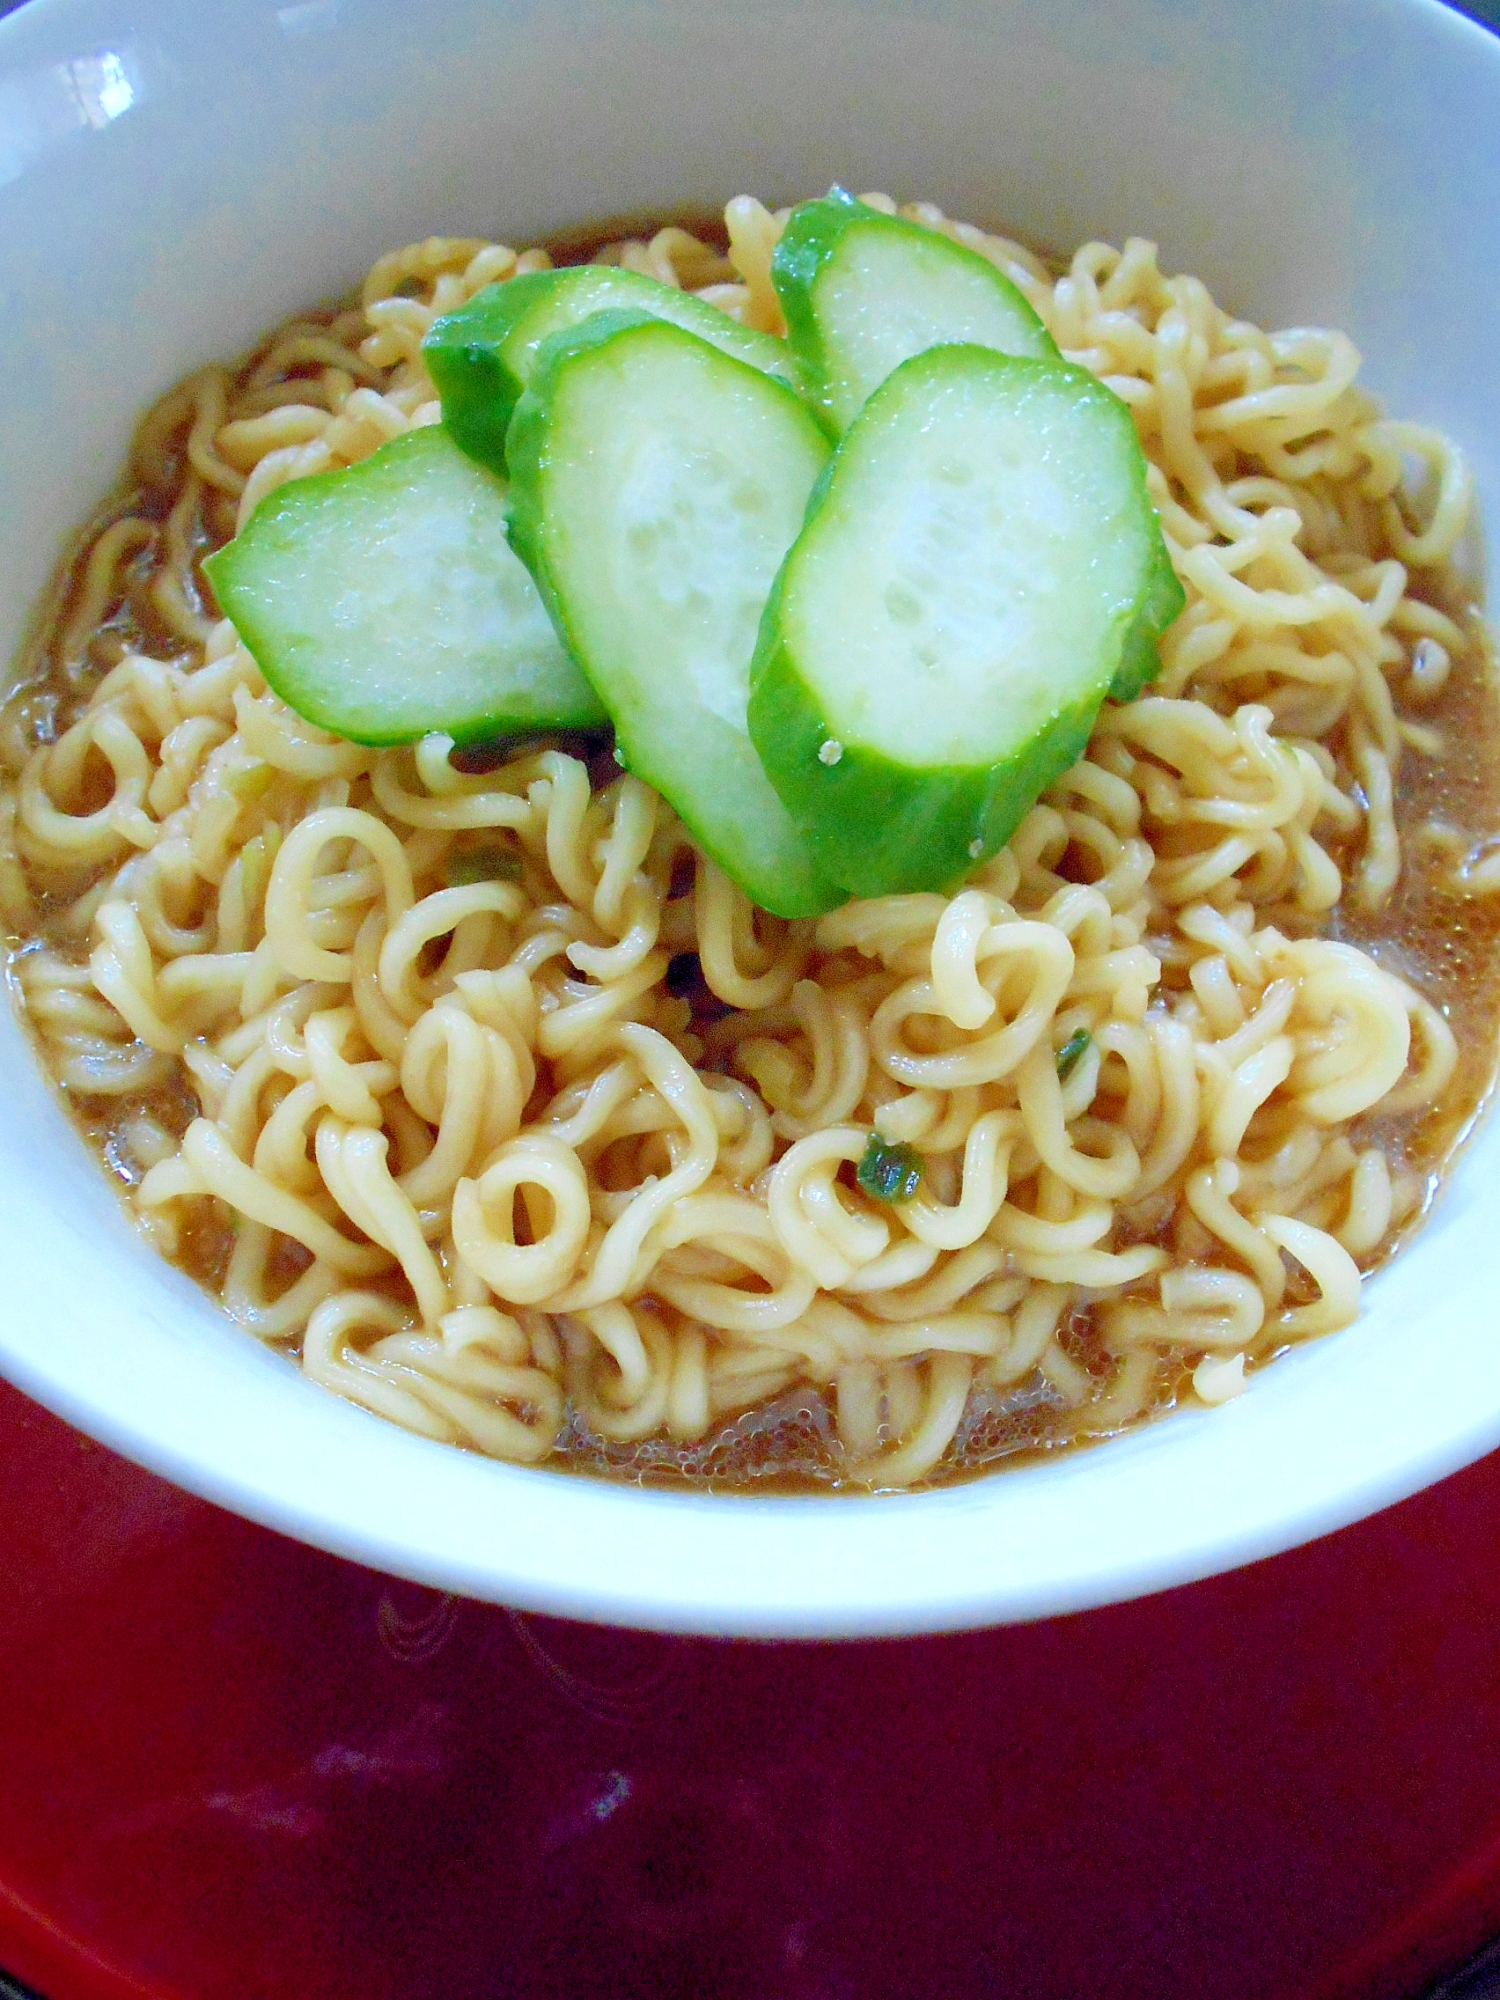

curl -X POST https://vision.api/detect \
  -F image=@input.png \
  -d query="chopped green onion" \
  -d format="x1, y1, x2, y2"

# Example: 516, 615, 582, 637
445, 844, 522, 887
856, 1131, 924, 1205
1056, 1028, 1091, 1081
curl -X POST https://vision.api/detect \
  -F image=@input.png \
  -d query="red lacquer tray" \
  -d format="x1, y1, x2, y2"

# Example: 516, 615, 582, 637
4, 1373, 1500, 2000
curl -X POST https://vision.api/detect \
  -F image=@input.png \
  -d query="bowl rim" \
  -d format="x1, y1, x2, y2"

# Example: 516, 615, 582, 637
3, 0, 1500, 1638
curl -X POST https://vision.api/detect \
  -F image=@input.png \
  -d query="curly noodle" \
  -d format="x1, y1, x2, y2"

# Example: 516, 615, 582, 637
3, 195, 1496, 1488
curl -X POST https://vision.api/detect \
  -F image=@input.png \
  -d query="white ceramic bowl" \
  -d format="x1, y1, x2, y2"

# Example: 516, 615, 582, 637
2, 0, 1497, 1637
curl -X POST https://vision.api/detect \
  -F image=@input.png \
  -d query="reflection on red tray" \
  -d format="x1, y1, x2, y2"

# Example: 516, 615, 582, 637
3, 1375, 1499, 2000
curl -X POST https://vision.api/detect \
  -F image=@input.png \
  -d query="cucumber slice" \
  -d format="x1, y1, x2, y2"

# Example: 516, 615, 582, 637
425, 266, 808, 474
772, 189, 1060, 433
506, 311, 843, 919
748, 346, 1172, 898
204, 424, 604, 746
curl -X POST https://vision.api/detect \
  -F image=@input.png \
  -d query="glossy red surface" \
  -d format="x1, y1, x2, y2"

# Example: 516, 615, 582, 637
3, 1377, 1500, 2000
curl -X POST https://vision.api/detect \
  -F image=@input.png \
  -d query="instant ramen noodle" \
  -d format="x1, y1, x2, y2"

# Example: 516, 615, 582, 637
3, 194, 1496, 1490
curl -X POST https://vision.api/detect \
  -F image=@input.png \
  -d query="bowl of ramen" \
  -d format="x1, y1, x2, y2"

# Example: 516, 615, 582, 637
0, 0, 1497, 1636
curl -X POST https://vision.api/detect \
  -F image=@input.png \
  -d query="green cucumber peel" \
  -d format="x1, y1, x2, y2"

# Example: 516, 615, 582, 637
425, 265, 807, 474
748, 344, 1174, 898
771, 187, 1060, 433
204, 423, 604, 747
1111, 529, 1185, 700
505, 309, 845, 919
